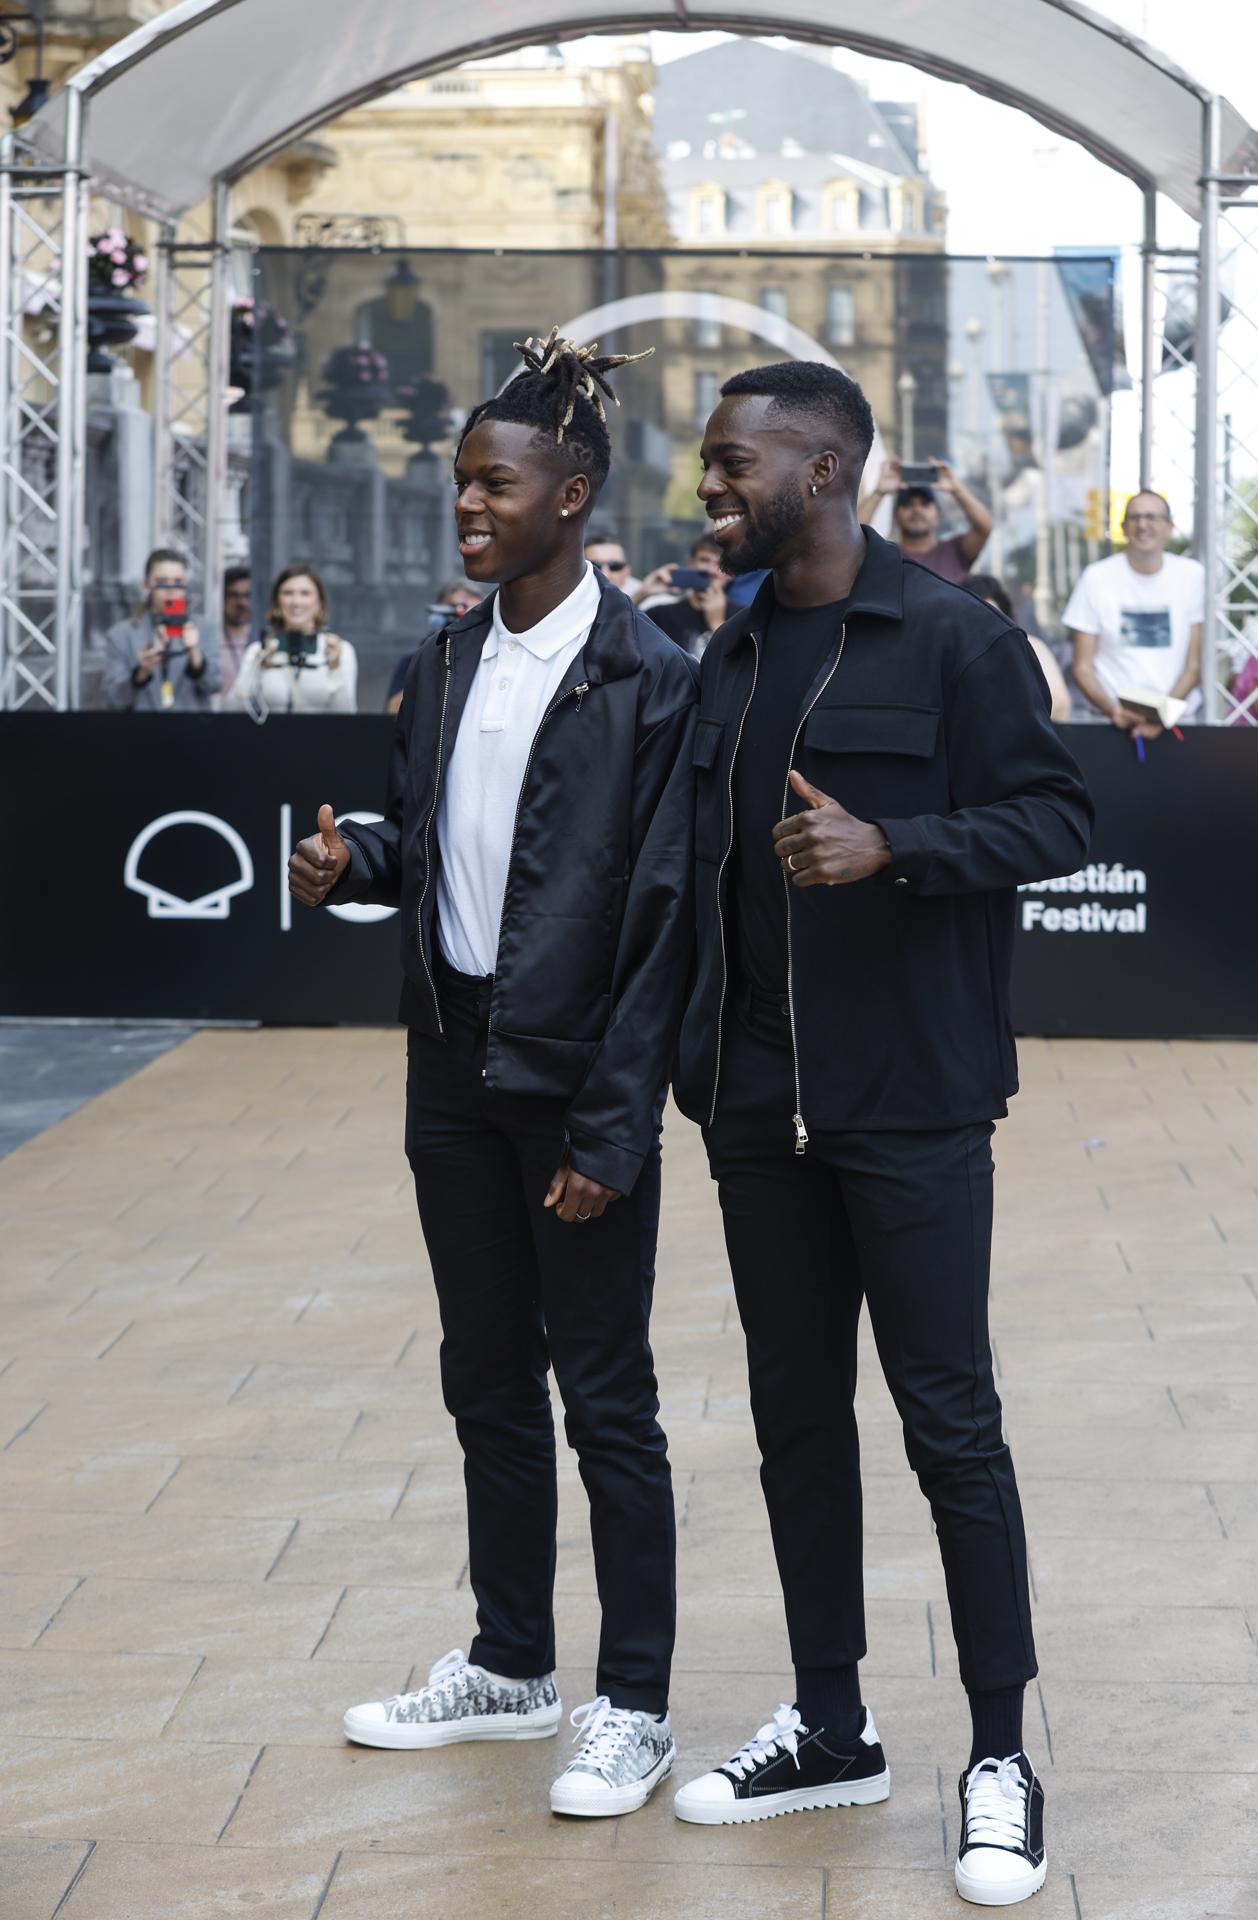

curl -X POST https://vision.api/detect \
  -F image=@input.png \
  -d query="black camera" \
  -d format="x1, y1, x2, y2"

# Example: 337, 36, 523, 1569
282, 630, 318, 668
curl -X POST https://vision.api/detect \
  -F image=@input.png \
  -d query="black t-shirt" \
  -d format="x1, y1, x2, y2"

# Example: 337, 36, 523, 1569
731, 596, 849, 1002
649, 596, 708, 655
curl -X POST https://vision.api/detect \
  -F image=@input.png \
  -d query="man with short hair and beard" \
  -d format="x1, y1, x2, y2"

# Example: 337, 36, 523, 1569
670, 362, 1092, 1909
287, 330, 696, 1820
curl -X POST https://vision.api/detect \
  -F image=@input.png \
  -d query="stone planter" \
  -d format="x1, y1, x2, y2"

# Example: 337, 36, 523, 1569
86, 292, 150, 372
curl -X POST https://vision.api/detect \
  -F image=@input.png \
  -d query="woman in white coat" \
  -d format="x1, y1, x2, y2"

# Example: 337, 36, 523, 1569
231, 563, 358, 715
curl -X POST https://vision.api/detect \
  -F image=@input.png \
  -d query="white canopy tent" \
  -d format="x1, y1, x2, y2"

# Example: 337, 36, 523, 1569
2, 0, 1256, 710
23, 0, 1256, 219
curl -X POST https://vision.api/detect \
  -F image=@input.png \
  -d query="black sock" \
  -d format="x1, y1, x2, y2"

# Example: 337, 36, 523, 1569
794, 1664, 863, 1741
967, 1685, 1025, 1768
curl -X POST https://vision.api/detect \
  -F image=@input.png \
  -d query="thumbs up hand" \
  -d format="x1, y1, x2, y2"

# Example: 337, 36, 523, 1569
288, 802, 352, 907
771, 768, 893, 888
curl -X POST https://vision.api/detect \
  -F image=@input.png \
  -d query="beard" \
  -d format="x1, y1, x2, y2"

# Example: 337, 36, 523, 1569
719, 480, 806, 575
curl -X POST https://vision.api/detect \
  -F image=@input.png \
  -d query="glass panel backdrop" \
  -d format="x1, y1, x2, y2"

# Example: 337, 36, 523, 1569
247, 247, 1118, 710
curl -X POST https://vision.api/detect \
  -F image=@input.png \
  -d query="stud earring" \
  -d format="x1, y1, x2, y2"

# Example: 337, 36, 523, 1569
560, 508, 570, 518
810, 483, 818, 496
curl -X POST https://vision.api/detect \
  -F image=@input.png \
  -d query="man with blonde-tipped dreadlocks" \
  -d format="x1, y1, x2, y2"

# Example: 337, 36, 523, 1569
288, 329, 697, 1819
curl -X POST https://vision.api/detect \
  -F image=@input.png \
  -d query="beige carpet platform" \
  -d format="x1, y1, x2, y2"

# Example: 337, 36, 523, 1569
1, 1030, 1257, 1918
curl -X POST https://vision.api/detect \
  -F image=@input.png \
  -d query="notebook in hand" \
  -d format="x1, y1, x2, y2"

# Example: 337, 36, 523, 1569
1116, 685, 1187, 729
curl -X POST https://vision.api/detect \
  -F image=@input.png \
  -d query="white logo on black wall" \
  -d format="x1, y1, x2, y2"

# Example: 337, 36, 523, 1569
123, 811, 256, 920
123, 807, 396, 928
1019, 862, 1148, 935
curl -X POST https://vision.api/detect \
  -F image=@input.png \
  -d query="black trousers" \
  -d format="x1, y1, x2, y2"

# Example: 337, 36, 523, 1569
405, 965, 676, 1714
704, 998, 1037, 1695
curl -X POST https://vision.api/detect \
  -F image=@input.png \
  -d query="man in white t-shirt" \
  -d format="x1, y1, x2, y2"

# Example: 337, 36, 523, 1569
1063, 491, 1204, 737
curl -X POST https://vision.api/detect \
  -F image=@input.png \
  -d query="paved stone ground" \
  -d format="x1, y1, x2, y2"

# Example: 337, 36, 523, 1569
1, 1029, 1256, 1919
0, 1025, 192, 1160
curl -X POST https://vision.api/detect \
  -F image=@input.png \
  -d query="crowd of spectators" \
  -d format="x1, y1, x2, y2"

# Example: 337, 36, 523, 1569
97, 470, 1240, 736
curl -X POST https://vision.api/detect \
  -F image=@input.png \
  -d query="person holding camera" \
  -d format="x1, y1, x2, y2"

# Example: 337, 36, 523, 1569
385, 578, 485, 715
102, 548, 220, 712
229, 563, 357, 715
641, 534, 728, 658
859, 455, 992, 583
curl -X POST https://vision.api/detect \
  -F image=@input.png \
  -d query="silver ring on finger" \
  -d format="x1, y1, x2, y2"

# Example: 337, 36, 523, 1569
576, 1210, 593, 1221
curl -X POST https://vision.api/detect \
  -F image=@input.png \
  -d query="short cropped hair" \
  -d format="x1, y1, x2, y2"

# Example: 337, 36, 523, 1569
1123, 490, 1171, 519
963, 573, 1014, 621
720, 361, 875, 465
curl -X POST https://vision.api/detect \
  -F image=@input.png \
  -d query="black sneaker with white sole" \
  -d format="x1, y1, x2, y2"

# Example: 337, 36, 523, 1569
955, 1751, 1047, 1907
673, 1702, 889, 1825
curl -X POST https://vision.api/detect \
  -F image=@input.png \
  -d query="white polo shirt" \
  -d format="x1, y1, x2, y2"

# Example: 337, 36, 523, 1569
435, 564, 599, 977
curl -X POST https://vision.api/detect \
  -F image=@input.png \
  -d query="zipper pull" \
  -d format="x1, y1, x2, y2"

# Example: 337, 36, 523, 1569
792, 1113, 809, 1156
443, 636, 453, 669
573, 681, 590, 712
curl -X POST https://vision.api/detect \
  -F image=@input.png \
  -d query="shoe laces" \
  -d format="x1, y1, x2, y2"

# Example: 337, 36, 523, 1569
724, 1704, 807, 1780
409, 1647, 471, 1706
964, 1755, 1027, 1850
568, 1696, 638, 1769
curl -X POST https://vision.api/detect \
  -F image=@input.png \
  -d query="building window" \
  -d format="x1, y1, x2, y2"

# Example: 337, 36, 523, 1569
354, 292, 433, 387
694, 369, 719, 427
762, 191, 791, 236
692, 187, 725, 238
759, 287, 789, 321
480, 330, 520, 396
826, 287, 856, 350
694, 291, 722, 350
898, 190, 920, 234
825, 183, 858, 234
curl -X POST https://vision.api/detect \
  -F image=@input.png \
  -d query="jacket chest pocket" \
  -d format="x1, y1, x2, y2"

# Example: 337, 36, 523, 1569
692, 714, 726, 864
802, 702, 943, 809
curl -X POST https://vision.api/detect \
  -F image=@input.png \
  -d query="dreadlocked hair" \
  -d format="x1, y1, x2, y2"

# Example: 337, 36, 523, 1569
458, 326, 653, 495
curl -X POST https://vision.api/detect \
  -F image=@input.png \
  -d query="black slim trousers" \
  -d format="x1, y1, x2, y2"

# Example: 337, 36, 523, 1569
704, 1002, 1037, 1696
405, 965, 676, 1714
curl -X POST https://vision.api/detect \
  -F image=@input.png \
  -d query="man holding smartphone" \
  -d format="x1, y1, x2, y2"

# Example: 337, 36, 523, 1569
859, 454, 993, 583
102, 547, 221, 712
642, 535, 728, 658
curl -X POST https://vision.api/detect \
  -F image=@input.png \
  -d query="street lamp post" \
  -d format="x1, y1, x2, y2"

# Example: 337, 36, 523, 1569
897, 369, 917, 463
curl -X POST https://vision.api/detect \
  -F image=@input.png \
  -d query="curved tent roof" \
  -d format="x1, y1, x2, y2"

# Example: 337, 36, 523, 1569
25, 0, 1255, 222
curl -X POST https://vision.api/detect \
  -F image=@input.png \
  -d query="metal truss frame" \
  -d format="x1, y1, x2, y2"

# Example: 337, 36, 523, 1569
151, 179, 231, 644
1203, 153, 1258, 726
0, 96, 87, 710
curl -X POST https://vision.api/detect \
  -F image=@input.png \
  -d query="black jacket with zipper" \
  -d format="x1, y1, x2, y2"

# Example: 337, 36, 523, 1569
673, 527, 1094, 1140
329, 573, 698, 1196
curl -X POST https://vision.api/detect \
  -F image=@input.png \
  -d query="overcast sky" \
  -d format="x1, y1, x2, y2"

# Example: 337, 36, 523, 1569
640, 0, 1255, 257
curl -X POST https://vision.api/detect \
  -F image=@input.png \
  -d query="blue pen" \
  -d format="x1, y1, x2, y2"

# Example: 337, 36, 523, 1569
1135, 735, 1145, 763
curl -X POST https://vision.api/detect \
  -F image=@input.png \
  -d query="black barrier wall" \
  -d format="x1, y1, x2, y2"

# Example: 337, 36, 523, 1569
5, 716, 1256, 1036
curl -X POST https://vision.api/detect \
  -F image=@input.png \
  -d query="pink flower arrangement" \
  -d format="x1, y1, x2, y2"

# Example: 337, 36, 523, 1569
88, 228, 148, 295
321, 343, 390, 388
231, 296, 289, 345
